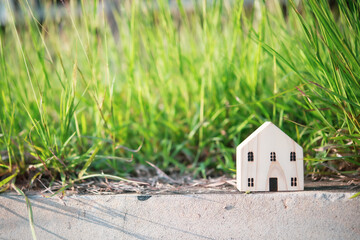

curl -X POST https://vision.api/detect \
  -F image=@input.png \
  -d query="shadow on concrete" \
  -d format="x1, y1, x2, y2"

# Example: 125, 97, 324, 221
1, 195, 214, 240
0, 202, 67, 240
1, 195, 151, 240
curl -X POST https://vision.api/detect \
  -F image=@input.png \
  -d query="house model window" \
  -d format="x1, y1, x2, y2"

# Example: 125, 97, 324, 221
236, 122, 304, 192
270, 152, 276, 162
290, 152, 296, 161
248, 152, 254, 162
248, 178, 254, 187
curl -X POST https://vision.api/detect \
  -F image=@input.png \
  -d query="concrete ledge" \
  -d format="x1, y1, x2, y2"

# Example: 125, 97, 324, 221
1, 191, 359, 239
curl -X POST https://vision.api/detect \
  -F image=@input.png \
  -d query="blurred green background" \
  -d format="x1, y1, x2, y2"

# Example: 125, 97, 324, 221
0, 0, 359, 188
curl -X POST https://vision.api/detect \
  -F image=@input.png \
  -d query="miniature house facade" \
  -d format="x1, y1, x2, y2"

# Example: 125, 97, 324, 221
236, 122, 304, 192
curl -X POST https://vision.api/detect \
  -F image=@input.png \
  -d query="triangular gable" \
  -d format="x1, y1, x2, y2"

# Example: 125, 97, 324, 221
237, 121, 301, 149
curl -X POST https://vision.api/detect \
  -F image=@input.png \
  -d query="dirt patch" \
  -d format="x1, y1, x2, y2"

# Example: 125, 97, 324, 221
10, 175, 358, 197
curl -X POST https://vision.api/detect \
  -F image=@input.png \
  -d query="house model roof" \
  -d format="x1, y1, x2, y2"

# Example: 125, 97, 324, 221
237, 121, 301, 150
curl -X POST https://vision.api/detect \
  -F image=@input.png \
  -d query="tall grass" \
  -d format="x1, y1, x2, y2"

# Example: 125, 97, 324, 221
0, 0, 359, 190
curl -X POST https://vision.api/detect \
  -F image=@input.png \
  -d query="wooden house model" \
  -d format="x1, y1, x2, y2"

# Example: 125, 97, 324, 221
236, 122, 304, 192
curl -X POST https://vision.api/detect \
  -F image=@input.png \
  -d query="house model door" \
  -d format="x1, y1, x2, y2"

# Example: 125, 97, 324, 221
269, 178, 278, 191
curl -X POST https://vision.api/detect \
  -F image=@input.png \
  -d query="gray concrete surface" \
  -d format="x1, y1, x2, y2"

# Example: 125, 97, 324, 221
0, 191, 359, 240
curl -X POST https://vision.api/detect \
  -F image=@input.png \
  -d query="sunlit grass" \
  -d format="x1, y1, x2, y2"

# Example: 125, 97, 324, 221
0, 0, 359, 191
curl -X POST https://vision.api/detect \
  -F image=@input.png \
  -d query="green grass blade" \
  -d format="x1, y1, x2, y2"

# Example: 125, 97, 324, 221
78, 145, 100, 179
12, 183, 37, 240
